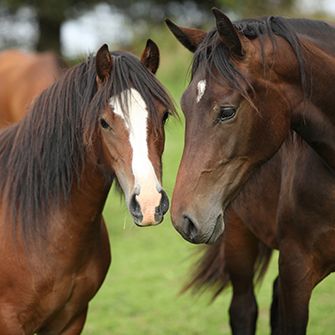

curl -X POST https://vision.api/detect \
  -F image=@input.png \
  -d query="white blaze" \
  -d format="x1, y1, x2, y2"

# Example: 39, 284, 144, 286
110, 88, 162, 224
196, 80, 206, 103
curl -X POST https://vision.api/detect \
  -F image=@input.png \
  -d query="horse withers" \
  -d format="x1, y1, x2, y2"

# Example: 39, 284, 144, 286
167, 8, 335, 335
0, 40, 174, 334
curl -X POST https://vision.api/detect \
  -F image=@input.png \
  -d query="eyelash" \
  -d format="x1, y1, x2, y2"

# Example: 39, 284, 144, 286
217, 106, 236, 123
100, 118, 111, 129
162, 111, 169, 124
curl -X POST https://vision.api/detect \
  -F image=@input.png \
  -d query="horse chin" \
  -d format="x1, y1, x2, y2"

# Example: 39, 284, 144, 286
132, 215, 162, 227
132, 214, 144, 227
205, 213, 225, 244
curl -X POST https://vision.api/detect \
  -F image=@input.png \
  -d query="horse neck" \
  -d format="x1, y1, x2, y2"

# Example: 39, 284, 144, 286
290, 39, 335, 170
50, 158, 113, 244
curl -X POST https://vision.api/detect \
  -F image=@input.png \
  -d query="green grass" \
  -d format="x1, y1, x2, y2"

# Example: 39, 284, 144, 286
83, 30, 335, 334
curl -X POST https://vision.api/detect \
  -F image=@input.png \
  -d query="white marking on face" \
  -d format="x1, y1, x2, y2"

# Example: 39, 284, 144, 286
110, 88, 162, 224
196, 80, 206, 103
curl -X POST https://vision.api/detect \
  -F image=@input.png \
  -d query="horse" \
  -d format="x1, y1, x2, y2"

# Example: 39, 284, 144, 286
183, 157, 279, 335
167, 8, 335, 335
0, 40, 174, 334
0, 49, 65, 127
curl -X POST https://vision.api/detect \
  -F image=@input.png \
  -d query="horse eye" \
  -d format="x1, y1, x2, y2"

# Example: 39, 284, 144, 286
100, 118, 111, 130
162, 111, 169, 124
217, 106, 236, 123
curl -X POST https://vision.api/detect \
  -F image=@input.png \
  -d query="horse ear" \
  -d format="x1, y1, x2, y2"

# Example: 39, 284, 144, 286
141, 39, 160, 74
212, 8, 244, 57
165, 18, 206, 53
96, 44, 113, 82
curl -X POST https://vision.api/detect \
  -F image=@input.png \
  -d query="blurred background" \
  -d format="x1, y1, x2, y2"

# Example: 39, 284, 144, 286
1, 0, 335, 334
1, 0, 335, 57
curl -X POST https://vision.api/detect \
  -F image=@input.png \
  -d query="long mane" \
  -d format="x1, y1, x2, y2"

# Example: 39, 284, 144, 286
192, 16, 335, 98
0, 51, 175, 240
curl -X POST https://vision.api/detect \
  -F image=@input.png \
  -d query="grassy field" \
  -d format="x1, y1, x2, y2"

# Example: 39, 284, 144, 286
83, 29, 335, 334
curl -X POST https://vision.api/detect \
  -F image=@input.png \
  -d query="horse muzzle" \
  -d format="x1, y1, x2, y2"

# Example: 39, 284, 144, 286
172, 211, 225, 244
129, 189, 169, 226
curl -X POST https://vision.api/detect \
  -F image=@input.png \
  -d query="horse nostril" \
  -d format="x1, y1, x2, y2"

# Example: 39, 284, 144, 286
182, 215, 199, 242
129, 193, 143, 225
154, 190, 169, 223
160, 190, 169, 214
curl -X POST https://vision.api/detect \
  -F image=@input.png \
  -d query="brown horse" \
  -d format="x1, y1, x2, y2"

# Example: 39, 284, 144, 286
167, 9, 335, 335
0, 40, 174, 334
0, 49, 65, 127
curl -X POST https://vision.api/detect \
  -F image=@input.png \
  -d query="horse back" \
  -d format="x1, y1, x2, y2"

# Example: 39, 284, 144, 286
0, 49, 64, 127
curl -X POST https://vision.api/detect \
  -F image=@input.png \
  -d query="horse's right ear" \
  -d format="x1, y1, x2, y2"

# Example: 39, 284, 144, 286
96, 44, 113, 82
165, 19, 206, 53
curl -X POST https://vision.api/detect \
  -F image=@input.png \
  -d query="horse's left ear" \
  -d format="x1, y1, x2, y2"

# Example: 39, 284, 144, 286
141, 39, 160, 74
165, 19, 206, 53
212, 8, 244, 57
96, 44, 113, 82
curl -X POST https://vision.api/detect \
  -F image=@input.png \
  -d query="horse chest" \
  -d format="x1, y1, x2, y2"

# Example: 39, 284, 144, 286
35, 228, 110, 333
0, 221, 110, 334
17, 256, 108, 334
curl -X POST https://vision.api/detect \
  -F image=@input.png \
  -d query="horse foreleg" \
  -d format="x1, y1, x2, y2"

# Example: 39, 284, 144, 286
225, 210, 260, 335
277, 243, 318, 335
270, 276, 279, 335
229, 283, 257, 335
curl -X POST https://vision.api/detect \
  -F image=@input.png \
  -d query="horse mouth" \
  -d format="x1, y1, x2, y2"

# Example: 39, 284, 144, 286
206, 214, 224, 244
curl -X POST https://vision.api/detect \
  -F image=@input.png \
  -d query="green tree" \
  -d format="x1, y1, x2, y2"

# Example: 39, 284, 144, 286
3, 0, 101, 53
2, 0, 221, 54
2, 0, 296, 55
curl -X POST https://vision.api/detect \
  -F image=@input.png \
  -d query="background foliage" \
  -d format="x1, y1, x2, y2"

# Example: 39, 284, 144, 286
0, 0, 297, 54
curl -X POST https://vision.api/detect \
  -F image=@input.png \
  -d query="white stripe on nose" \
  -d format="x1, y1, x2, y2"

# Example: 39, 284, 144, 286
110, 88, 162, 224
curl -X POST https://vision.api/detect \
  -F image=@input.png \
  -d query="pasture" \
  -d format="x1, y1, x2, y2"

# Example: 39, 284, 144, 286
82, 29, 335, 334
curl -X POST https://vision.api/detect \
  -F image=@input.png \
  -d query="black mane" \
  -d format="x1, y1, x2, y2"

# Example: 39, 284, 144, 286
0, 51, 175, 240
192, 16, 335, 98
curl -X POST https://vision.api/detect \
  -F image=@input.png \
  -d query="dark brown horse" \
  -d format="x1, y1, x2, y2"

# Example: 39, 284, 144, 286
167, 9, 335, 335
0, 49, 65, 127
0, 40, 174, 334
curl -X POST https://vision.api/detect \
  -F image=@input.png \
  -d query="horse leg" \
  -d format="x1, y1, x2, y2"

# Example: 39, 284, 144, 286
225, 210, 260, 335
277, 243, 319, 335
270, 276, 279, 335
229, 282, 257, 335
58, 307, 88, 335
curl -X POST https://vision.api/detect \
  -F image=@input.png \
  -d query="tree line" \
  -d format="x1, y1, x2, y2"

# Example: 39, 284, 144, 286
1, 0, 295, 55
